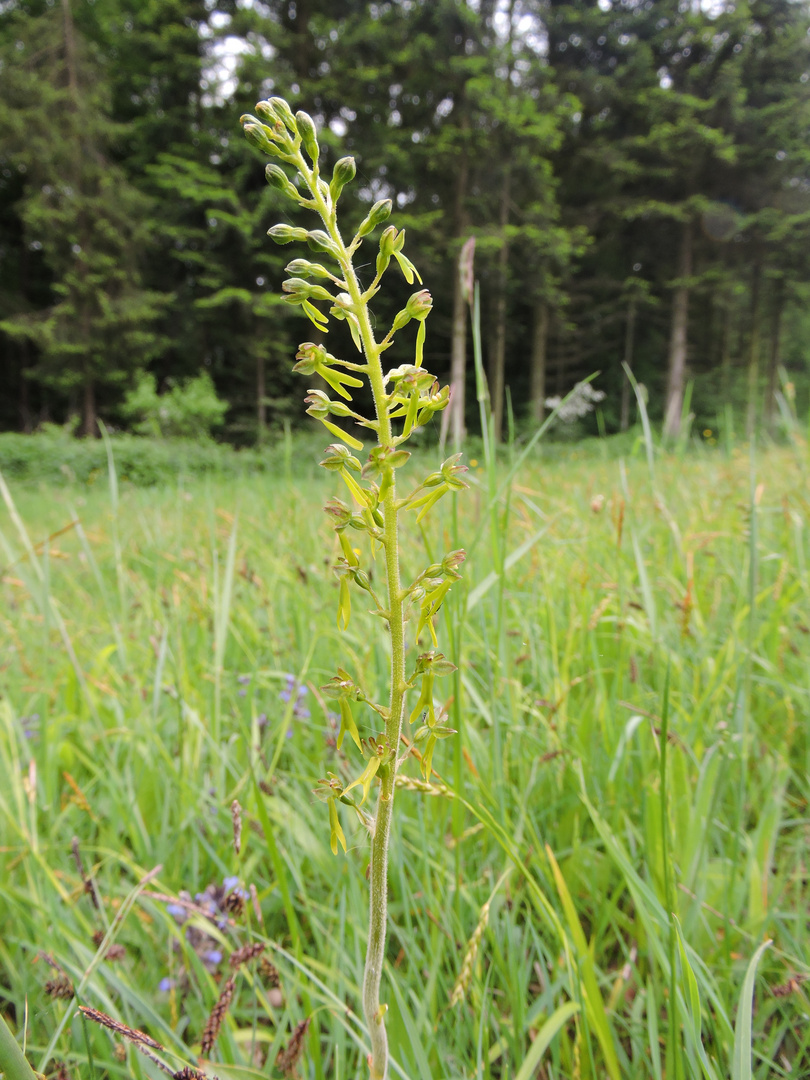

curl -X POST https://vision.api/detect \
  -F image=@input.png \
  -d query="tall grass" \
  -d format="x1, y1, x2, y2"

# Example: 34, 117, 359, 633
0, 432, 808, 1078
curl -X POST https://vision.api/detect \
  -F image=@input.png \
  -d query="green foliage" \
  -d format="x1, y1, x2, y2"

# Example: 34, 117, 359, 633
1, 0, 809, 438
0, 441, 807, 1078
0, 428, 279, 486
0, 0, 167, 435
121, 372, 228, 440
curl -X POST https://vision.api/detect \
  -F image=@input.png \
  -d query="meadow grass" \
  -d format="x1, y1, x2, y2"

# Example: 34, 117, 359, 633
0, 433, 808, 1079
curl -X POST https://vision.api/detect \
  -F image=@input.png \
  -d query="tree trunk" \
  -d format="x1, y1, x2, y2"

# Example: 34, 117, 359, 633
620, 296, 637, 432
61, 0, 78, 97
720, 289, 733, 403
18, 344, 33, 433
529, 300, 548, 424
447, 115, 470, 448
555, 320, 566, 396
663, 221, 693, 439
257, 353, 266, 438
488, 163, 511, 442
82, 376, 96, 437
746, 262, 762, 440
486, 0, 515, 442
763, 278, 783, 434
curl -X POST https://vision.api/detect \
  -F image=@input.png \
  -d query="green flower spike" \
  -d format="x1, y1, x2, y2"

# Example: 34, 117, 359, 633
243, 97, 464, 1080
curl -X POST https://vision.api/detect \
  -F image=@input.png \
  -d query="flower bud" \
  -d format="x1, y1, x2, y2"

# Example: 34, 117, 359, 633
351, 568, 372, 591
441, 550, 466, 574
306, 230, 340, 258
265, 163, 299, 200
406, 289, 432, 320
242, 122, 278, 155
320, 444, 361, 472
251, 104, 289, 140
323, 498, 353, 529
361, 445, 411, 479
357, 199, 392, 238
285, 259, 333, 280
254, 99, 278, 122
295, 110, 319, 163
282, 278, 335, 304
255, 97, 297, 133
304, 389, 353, 419
281, 277, 311, 297
330, 156, 356, 203
267, 224, 308, 245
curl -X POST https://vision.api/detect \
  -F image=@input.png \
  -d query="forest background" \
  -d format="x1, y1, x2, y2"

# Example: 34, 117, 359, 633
0, 0, 809, 447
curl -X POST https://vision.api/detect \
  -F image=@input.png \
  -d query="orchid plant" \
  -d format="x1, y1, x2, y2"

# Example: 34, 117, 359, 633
240, 98, 466, 1079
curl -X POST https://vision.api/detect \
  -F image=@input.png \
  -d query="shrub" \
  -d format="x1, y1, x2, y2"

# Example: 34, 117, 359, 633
121, 372, 228, 440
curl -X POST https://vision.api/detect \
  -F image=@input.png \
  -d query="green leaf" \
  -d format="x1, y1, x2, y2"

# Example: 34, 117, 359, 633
546, 845, 622, 1080
514, 1002, 580, 1080
732, 940, 772, 1080
338, 697, 362, 753
328, 798, 346, 855
0, 1014, 38, 1080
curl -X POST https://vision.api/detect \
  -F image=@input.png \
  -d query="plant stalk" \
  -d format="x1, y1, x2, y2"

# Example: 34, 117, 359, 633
300, 153, 405, 1080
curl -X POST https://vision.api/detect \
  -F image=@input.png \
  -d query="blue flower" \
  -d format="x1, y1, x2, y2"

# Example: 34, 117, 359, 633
158, 977, 175, 992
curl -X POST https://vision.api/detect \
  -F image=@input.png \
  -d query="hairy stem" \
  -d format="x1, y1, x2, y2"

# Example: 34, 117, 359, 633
300, 155, 405, 1080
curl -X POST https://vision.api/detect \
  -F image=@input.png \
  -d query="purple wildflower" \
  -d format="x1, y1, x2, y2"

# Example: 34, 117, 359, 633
158, 977, 175, 992
279, 675, 310, 721
20, 713, 40, 741
223, 876, 249, 900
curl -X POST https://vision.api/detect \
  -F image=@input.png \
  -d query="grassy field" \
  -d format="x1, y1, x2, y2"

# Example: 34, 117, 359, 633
0, 433, 808, 1080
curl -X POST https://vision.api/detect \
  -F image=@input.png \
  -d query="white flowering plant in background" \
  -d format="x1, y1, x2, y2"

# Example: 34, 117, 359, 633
545, 380, 606, 423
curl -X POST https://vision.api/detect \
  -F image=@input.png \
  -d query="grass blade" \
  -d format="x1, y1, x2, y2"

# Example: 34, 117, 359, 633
545, 845, 621, 1080
514, 1001, 580, 1080
0, 1013, 38, 1080
731, 939, 772, 1080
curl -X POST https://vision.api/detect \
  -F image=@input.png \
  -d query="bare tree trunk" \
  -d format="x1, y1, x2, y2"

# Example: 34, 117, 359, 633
488, 163, 511, 442
763, 278, 783, 434
746, 261, 762, 440
61, 0, 78, 96
257, 353, 266, 438
555, 318, 566, 397
663, 221, 693, 439
486, 0, 515, 442
720, 289, 733, 402
82, 376, 96, 438
19, 370, 31, 433
620, 296, 637, 432
529, 300, 548, 424
448, 118, 470, 448
17, 343, 33, 433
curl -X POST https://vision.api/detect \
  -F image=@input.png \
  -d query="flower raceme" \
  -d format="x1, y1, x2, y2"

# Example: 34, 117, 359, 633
241, 97, 467, 1080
